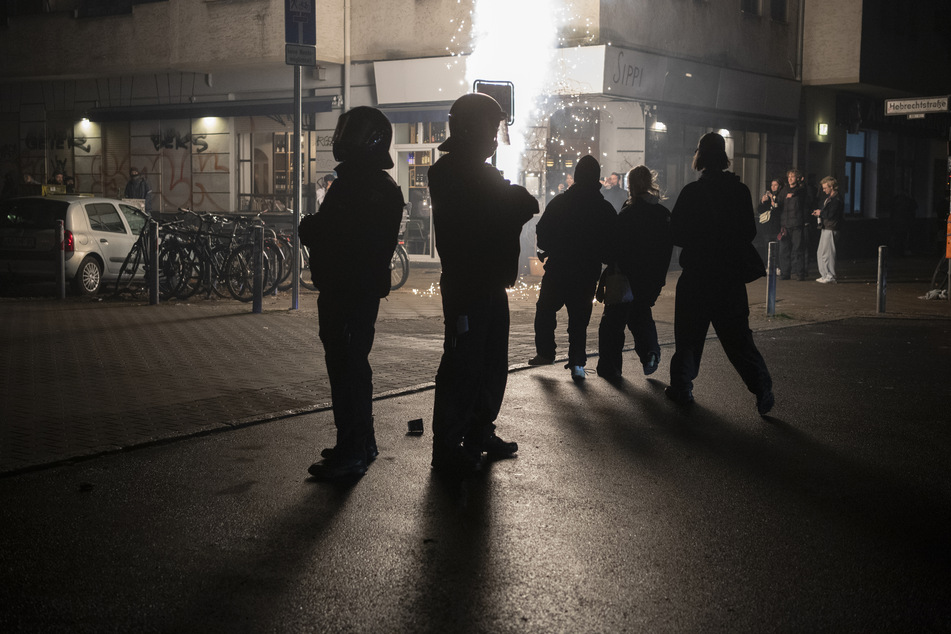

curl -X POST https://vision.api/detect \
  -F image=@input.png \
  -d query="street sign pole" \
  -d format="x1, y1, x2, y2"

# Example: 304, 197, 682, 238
285, 0, 316, 311
292, 65, 302, 310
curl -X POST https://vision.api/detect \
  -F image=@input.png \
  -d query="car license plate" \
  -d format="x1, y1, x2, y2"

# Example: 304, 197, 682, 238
1, 236, 37, 249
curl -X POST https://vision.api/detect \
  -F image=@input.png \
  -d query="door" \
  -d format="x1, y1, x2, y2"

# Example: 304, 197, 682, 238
84, 201, 137, 275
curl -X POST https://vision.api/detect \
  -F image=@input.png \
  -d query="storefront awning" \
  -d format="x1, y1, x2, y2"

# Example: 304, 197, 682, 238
86, 96, 336, 122
374, 47, 800, 122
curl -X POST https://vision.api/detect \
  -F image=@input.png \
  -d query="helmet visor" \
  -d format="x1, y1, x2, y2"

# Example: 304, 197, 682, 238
497, 119, 510, 146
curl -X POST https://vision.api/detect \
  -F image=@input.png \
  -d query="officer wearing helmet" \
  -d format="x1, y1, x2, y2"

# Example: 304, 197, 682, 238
428, 92, 539, 477
302, 106, 405, 480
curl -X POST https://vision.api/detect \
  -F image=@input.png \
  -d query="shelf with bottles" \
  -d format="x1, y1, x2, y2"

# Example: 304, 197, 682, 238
407, 150, 433, 188
273, 132, 294, 194
407, 121, 448, 145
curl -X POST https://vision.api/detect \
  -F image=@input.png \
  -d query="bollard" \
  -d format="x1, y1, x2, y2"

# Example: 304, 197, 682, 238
148, 219, 159, 305
56, 220, 66, 299
252, 225, 264, 314
766, 241, 777, 316
876, 245, 887, 314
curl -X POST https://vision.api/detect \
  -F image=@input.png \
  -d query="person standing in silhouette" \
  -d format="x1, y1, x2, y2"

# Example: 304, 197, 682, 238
597, 165, 673, 380
666, 132, 774, 417
303, 107, 404, 481
428, 93, 539, 477
530, 155, 615, 380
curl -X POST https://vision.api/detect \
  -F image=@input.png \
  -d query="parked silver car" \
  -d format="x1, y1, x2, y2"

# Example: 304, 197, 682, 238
0, 195, 149, 295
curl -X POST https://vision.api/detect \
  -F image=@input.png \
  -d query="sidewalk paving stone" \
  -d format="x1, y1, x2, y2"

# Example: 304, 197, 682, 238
1, 256, 948, 474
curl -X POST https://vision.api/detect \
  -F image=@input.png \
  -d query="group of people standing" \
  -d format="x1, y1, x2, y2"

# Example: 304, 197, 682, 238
531, 132, 773, 418
301, 94, 777, 483
758, 168, 843, 284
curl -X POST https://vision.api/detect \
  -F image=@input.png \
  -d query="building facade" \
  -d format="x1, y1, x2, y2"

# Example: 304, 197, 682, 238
12, 1, 941, 262
801, 0, 951, 256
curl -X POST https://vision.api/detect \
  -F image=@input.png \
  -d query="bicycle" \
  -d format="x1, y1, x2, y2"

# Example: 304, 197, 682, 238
160, 209, 282, 302
390, 240, 409, 290
114, 219, 185, 300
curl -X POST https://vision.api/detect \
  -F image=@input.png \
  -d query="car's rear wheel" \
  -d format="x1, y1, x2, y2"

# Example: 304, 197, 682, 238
73, 255, 103, 296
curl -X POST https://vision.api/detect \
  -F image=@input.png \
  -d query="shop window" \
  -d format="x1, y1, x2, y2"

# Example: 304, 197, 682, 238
731, 131, 762, 193
546, 108, 600, 201
844, 131, 866, 215
393, 120, 448, 256
236, 128, 325, 214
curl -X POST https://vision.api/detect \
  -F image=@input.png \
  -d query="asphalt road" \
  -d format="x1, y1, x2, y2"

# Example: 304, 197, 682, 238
2, 316, 949, 632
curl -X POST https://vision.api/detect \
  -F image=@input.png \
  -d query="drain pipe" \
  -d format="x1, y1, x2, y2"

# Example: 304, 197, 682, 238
343, 0, 351, 112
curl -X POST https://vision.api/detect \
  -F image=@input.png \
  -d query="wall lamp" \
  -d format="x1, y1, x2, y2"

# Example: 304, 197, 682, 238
817, 122, 829, 136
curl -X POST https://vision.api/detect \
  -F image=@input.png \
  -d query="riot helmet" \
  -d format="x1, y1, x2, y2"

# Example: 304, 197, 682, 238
438, 93, 508, 158
332, 106, 394, 169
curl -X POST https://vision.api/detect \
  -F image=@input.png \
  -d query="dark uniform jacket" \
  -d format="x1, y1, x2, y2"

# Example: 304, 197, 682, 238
428, 152, 538, 310
671, 170, 756, 281
302, 160, 404, 298
613, 193, 673, 299
536, 182, 615, 283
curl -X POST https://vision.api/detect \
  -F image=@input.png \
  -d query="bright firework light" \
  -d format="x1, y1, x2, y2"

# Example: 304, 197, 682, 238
463, 0, 577, 181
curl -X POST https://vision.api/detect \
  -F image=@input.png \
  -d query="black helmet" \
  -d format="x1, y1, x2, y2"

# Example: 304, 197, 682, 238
332, 106, 394, 168
438, 93, 506, 156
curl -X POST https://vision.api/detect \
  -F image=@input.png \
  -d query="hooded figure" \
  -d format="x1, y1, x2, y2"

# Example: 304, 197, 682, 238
529, 154, 616, 379
428, 92, 539, 478
124, 168, 153, 213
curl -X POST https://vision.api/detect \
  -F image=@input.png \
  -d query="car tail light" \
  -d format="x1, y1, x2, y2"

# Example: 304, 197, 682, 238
62, 230, 74, 253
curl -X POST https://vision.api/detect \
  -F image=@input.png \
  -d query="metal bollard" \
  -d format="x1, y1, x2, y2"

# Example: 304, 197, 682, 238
148, 219, 159, 305
876, 245, 887, 314
766, 241, 777, 316
252, 225, 264, 314
56, 220, 66, 299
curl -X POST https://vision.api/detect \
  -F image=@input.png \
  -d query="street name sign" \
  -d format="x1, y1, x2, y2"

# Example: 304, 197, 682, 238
285, 0, 316, 67
884, 95, 949, 116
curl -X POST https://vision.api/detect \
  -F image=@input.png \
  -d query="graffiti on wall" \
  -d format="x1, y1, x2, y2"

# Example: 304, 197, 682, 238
151, 130, 208, 153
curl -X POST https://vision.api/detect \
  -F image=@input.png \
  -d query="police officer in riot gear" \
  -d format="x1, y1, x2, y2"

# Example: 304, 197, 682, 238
428, 92, 539, 477
302, 106, 405, 481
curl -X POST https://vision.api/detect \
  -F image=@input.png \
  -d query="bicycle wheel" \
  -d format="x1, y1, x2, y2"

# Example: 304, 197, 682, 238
172, 242, 204, 299
263, 238, 285, 294
300, 244, 316, 291
390, 244, 409, 291
157, 241, 189, 300
225, 243, 272, 302
115, 241, 145, 296
931, 256, 949, 293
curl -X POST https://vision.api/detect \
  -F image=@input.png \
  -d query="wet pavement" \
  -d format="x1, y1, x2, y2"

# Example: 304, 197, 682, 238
1, 256, 947, 475
0, 312, 949, 631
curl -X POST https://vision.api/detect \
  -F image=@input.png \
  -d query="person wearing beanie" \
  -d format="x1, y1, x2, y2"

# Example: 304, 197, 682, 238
665, 132, 774, 416
529, 154, 616, 380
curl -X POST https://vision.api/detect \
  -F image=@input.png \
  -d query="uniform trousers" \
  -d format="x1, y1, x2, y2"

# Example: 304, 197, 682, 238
533, 272, 598, 366
597, 290, 661, 376
317, 291, 380, 460
432, 284, 510, 452
669, 271, 772, 397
